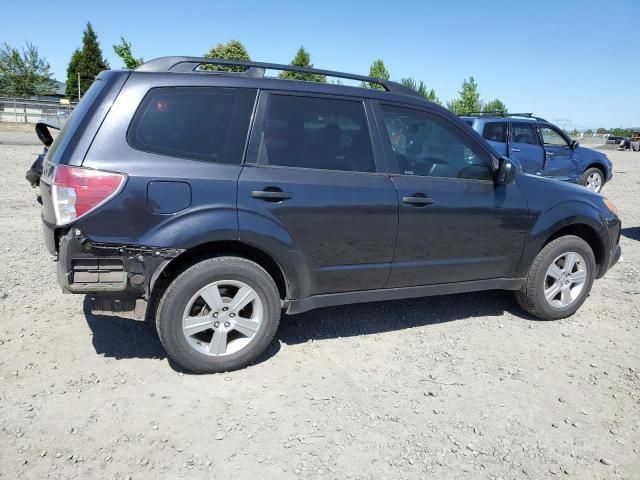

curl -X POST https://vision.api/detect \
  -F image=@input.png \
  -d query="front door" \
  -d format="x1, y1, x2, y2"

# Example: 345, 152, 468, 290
375, 103, 531, 288
238, 92, 398, 297
538, 125, 578, 181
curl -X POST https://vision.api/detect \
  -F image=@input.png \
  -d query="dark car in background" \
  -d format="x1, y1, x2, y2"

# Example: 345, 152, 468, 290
461, 114, 613, 193
606, 135, 625, 145
29, 57, 621, 373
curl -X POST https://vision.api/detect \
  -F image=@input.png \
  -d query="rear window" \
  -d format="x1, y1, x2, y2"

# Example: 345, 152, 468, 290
47, 79, 106, 164
128, 87, 256, 164
482, 122, 507, 143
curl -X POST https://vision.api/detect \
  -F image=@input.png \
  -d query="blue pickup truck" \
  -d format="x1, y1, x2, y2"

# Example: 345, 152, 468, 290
461, 114, 612, 193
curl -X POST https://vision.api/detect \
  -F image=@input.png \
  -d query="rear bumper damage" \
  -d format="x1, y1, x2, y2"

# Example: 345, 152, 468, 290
57, 229, 183, 315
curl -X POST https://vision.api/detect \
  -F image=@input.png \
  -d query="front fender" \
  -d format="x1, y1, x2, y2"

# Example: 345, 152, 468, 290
517, 200, 609, 277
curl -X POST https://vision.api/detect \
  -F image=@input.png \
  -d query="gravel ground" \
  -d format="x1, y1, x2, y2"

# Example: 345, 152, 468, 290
0, 129, 638, 480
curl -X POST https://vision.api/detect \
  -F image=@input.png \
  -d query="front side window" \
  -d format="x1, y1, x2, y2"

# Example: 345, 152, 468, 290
380, 105, 492, 181
539, 126, 569, 147
511, 123, 539, 145
482, 122, 507, 143
128, 87, 256, 164
256, 94, 375, 173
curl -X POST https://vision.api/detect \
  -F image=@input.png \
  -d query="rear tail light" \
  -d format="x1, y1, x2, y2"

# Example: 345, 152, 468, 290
52, 165, 126, 226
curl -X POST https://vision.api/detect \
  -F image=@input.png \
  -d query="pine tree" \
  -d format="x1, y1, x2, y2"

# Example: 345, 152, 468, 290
279, 47, 326, 82
447, 76, 481, 114
482, 98, 508, 114
399, 77, 441, 104
203, 40, 250, 72
113, 37, 143, 69
362, 59, 390, 90
0, 42, 56, 97
64, 49, 81, 99
65, 23, 109, 101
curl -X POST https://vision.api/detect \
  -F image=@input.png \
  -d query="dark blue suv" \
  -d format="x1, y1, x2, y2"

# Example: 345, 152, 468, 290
32, 57, 621, 373
461, 114, 613, 193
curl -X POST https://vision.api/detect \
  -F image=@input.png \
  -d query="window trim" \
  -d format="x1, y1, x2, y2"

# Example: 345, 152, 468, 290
509, 121, 541, 146
126, 86, 258, 165
373, 100, 496, 183
243, 90, 387, 175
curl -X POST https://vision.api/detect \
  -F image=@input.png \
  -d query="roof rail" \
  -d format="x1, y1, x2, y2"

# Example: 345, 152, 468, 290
459, 111, 548, 122
135, 56, 422, 98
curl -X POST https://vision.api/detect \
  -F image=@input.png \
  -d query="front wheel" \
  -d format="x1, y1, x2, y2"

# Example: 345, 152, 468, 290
580, 167, 604, 193
515, 235, 596, 320
156, 257, 281, 373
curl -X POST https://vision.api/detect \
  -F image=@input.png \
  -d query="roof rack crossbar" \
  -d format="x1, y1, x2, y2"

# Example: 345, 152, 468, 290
135, 56, 421, 98
458, 111, 548, 123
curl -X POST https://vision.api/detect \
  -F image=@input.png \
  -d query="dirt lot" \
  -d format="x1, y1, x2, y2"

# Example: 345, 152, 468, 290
0, 129, 638, 480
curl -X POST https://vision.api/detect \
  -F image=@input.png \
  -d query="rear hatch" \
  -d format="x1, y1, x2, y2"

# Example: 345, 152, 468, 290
39, 71, 129, 254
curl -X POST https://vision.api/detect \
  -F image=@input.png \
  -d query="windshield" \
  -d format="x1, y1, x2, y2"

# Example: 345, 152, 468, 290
46, 79, 106, 164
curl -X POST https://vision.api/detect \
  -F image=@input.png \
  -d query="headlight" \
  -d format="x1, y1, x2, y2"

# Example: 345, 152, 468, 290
603, 198, 618, 215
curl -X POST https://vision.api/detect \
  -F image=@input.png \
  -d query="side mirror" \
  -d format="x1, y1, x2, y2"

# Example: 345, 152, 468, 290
570, 139, 579, 149
496, 156, 517, 185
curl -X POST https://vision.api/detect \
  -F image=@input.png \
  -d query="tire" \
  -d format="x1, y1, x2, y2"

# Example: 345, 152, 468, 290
580, 167, 604, 193
156, 256, 281, 373
515, 235, 596, 320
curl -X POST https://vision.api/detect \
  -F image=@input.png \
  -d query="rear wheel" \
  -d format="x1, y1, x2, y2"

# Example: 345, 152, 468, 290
516, 235, 595, 320
580, 167, 604, 193
156, 257, 280, 373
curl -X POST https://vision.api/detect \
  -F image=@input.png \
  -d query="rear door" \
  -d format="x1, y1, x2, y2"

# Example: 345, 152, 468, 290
375, 102, 530, 288
509, 122, 545, 174
538, 124, 579, 180
237, 92, 398, 297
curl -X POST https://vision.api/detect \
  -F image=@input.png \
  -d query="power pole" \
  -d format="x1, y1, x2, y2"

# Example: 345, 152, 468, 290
77, 72, 81, 102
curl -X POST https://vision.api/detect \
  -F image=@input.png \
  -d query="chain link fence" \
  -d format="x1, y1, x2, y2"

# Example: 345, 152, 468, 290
0, 97, 76, 124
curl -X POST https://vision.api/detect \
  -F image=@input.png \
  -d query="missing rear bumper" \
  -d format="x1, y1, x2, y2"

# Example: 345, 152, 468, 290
57, 229, 183, 299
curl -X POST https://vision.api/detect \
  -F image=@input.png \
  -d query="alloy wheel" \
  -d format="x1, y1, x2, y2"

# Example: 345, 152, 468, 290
586, 172, 602, 193
182, 280, 263, 356
543, 252, 588, 309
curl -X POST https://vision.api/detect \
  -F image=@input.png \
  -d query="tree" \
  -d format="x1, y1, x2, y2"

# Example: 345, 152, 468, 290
399, 77, 441, 104
65, 22, 109, 100
596, 128, 608, 135
570, 128, 580, 137
446, 76, 481, 114
362, 59, 390, 90
203, 40, 250, 72
0, 42, 56, 97
482, 98, 508, 114
113, 37, 143, 69
278, 46, 325, 82
585, 128, 594, 136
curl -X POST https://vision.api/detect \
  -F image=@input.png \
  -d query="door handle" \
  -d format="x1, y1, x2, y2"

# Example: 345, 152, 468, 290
251, 189, 292, 201
511, 147, 521, 152
402, 195, 434, 206
545, 152, 554, 158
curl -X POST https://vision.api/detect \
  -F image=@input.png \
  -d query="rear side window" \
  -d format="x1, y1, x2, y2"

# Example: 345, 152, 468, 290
511, 123, 539, 145
255, 94, 376, 173
482, 122, 507, 143
128, 87, 256, 164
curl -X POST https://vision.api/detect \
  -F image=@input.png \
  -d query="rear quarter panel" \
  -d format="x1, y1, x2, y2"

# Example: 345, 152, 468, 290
78, 73, 253, 248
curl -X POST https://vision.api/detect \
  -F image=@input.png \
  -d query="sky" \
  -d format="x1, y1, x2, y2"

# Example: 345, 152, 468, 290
2, 0, 639, 129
